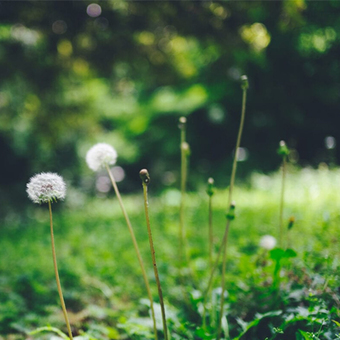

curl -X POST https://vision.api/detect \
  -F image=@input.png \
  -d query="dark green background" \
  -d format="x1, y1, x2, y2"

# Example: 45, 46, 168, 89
1, 0, 339, 214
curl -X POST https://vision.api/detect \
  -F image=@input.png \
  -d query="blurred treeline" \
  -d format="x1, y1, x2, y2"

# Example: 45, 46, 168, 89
1, 1, 340, 215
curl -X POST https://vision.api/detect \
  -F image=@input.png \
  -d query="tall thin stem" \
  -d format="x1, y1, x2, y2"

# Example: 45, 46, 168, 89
202, 76, 248, 337
179, 117, 188, 266
140, 169, 169, 340
279, 156, 287, 248
105, 165, 158, 340
277, 140, 289, 249
208, 194, 213, 268
228, 83, 247, 207
48, 201, 73, 340
216, 77, 248, 340
216, 220, 231, 339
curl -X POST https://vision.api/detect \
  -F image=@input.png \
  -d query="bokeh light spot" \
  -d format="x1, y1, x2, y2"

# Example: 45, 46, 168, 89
325, 136, 336, 149
96, 175, 111, 193
94, 17, 109, 31
52, 20, 67, 34
236, 147, 249, 162
87, 3, 102, 18
57, 39, 73, 56
111, 166, 125, 183
240, 23, 271, 52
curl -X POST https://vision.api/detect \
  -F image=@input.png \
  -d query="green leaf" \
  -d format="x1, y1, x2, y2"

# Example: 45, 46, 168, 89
284, 248, 297, 258
269, 248, 285, 261
298, 330, 314, 340
29, 326, 69, 340
233, 311, 282, 340
333, 320, 340, 327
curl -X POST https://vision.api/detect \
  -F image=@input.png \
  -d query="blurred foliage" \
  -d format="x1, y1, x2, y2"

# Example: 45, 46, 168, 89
1, 1, 340, 215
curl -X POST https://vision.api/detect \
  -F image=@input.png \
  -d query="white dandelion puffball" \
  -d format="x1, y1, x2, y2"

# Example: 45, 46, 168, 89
259, 235, 277, 250
26, 172, 66, 204
86, 143, 117, 171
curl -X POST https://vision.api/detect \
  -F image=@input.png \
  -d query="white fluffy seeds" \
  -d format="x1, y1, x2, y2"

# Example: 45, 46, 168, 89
259, 235, 277, 250
86, 143, 117, 172
26, 172, 66, 204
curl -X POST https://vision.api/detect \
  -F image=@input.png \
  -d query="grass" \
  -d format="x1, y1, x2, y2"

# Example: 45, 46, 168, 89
0, 166, 340, 339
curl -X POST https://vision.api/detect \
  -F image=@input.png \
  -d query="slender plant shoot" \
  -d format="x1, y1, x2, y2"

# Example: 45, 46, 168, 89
26, 173, 73, 340
140, 169, 169, 340
217, 203, 235, 339
178, 117, 191, 270
277, 140, 290, 248
207, 177, 215, 267
287, 216, 295, 249
204, 75, 249, 293
216, 75, 249, 340
86, 143, 158, 340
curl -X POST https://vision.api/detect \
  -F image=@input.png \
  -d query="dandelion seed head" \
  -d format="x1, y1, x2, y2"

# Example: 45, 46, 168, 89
259, 235, 277, 250
86, 143, 117, 171
26, 172, 66, 204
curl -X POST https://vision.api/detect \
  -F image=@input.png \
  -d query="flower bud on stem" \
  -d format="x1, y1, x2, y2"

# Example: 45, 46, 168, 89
215, 76, 248, 340
140, 169, 169, 340
277, 140, 290, 248
178, 117, 194, 285
106, 165, 158, 340
207, 178, 215, 268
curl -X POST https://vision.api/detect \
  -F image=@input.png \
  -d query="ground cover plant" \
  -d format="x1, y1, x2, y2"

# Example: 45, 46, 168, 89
0, 167, 340, 339
1, 79, 340, 340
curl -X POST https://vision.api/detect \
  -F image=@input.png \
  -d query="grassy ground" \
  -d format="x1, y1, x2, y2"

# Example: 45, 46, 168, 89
0, 167, 339, 339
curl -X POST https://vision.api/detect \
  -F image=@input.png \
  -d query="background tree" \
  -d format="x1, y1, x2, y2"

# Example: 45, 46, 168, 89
1, 0, 340, 217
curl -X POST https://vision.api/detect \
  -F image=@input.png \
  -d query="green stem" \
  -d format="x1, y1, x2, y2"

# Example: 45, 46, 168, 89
141, 170, 169, 340
179, 118, 187, 266
178, 118, 195, 290
228, 86, 247, 206
208, 195, 213, 268
48, 201, 73, 340
202, 219, 229, 327
105, 165, 158, 340
216, 81, 247, 339
279, 156, 287, 248
216, 220, 231, 340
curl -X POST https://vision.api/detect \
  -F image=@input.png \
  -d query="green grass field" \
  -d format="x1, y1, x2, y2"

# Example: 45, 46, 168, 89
1, 167, 339, 340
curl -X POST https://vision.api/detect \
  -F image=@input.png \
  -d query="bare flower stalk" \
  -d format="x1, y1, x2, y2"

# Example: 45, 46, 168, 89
207, 178, 215, 267
48, 202, 73, 340
216, 76, 248, 340
277, 140, 290, 249
279, 157, 287, 247
140, 169, 169, 340
179, 117, 189, 267
105, 164, 158, 340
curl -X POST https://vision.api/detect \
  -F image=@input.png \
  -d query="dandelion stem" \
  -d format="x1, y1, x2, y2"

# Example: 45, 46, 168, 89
48, 201, 73, 340
228, 80, 247, 207
179, 117, 188, 266
279, 155, 287, 248
216, 77, 248, 340
202, 211, 232, 330
216, 219, 231, 340
208, 194, 213, 268
140, 169, 169, 340
203, 76, 248, 336
105, 165, 158, 340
